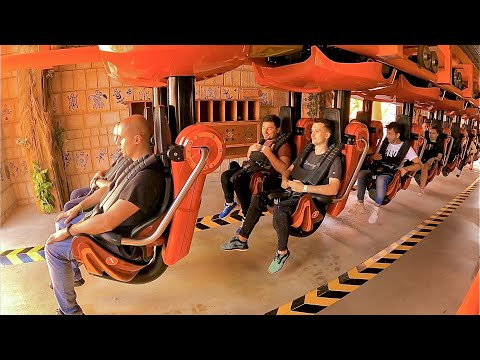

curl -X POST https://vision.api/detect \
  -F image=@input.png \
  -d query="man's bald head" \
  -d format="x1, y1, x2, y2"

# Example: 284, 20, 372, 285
118, 114, 153, 160
120, 114, 151, 140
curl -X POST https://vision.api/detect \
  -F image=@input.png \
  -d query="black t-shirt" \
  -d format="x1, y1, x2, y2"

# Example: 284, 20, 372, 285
291, 151, 342, 196
292, 151, 342, 182
422, 138, 443, 162
109, 159, 164, 237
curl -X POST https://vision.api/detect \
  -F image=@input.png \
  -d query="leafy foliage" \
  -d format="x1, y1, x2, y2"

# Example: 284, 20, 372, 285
31, 161, 55, 213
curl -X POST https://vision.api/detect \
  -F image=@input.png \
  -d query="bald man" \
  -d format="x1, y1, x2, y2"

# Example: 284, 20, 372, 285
45, 114, 164, 315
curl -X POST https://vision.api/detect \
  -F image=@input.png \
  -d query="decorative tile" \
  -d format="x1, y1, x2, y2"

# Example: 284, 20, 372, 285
201, 86, 221, 99
259, 89, 273, 106
134, 87, 153, 101
8, 160, 19, 179
108, 146, 121, 165
63, 152, 75, 175
62, 91, 87, 114
86, 89, 110, 111
74, 150, 92, 173
51, 94, 61, 115
240, 88, 260, 100
1, 99, 15, 122
21, 160, 28, 177
221, 87, 239, 100
90, 147, 110, 170
110, 87, 133, 110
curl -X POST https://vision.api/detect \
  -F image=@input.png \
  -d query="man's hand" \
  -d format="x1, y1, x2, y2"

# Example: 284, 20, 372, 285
89, 171, 105, 189
46, 228, 70, 245
54, 204, 81, 225
261, 145, 272, 156
286, 179, 304, 193
372, 153, 382, 161
249, 143, 262, 152
427, 158, 435, 166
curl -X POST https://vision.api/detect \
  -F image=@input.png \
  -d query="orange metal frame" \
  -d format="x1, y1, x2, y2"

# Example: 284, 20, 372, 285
335, 45, 478, 108
252, 45, 396, 93
353, 74, 441, 107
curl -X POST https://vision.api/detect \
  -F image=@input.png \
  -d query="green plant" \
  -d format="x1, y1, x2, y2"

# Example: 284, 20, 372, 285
31, 161, 55, 213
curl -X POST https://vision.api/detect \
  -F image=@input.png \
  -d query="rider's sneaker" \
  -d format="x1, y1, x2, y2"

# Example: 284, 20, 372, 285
349, 200, 367, 215
268, 250, 290, 274
220, 236, 248, 251
219, 202, 237, 219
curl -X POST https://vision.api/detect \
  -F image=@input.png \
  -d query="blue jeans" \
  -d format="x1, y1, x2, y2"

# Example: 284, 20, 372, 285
46, 213, 86, 315
64, 187, 91, 211
356, 169, 393, 206
70, 187, 90, 201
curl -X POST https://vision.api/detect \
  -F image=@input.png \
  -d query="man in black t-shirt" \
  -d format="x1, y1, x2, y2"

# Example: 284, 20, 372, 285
220, 118, 342, 274
218, 114, 292, 218
44, 114, 164, 315
418, 125, 443, 196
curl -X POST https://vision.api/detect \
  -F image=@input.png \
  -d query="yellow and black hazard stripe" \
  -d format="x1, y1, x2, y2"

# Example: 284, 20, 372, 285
194, 209, 244, 232
0, 246, 46, 266
0, 210, 245, 266
266, 177, 479, 315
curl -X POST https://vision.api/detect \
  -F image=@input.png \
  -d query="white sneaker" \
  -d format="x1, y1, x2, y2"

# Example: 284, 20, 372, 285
368, 207, 380, 224
349, 201, 367, 215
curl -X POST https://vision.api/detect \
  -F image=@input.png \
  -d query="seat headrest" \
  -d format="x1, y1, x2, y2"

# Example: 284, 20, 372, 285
450, 122, 461, 140
395, 114, 411, 141
280, 116, 292, 135
353, 111, 371, 126
322, 108, 342, 145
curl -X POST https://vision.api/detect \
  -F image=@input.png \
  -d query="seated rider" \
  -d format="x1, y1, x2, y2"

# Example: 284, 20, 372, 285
350, 121, 421, 224
54, 123, 132, 289
44, 114, 164, 315
417, 125, 443, 196
219, 114, 292, 218
220, 118, 342, 274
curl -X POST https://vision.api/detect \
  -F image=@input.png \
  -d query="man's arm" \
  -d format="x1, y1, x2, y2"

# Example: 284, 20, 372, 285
47, 199, 139, 244
89, 170, 106, 189
288, 177, 340, 196
68, 199, 139, 237
281, 164, 294, 182
400, 157, 422, 176
262, 146, 291, 174
93, 178, 111, 188
55, 185, 110, 225
77, 185, 109, 212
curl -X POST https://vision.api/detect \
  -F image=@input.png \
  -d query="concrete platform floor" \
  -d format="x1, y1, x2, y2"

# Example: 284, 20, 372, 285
1, 162, 478, 315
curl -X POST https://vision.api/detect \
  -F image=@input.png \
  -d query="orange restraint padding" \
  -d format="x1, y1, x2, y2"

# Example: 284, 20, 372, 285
385, 171, 403, 200
249, 171, 265, 196
71, 235, 162, 283
456, 271, 479, 315
290, 193, 324, 233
